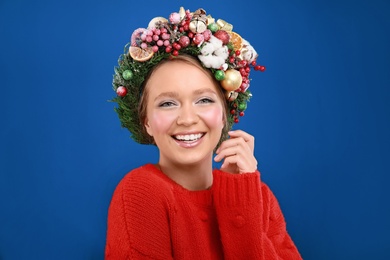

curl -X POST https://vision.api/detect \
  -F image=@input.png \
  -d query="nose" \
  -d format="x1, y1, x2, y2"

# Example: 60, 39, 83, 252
176, 103, 199, 126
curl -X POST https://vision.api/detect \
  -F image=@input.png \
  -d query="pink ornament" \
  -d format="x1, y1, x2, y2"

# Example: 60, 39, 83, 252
169, 12, 181, 24
152, 45, 159, 52
202, 29, 212, 41
179, 35, 190, 47
193, 33, 205, 45
131, 28, 146, 45
116, 86, 127, 97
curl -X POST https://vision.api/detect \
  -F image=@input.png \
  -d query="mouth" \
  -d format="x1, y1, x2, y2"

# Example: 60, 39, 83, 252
172, 133, 205, 143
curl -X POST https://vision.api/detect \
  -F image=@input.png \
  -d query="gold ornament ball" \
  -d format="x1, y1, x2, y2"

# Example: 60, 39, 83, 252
221, 69, 242, 91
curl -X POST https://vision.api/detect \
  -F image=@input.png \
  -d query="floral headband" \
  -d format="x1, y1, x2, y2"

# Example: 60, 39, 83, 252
112, 7, 265, 144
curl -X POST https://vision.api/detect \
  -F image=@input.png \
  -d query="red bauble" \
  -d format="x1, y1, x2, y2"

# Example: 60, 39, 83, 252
214, 30, 230, 45
193, 33, 205, 45
179, 36, 190, 47
116, 86, 127, 97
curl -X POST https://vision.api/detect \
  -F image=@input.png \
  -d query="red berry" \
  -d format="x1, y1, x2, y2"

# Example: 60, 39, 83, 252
188, 32, 194, 38
165, 46, 172, 53
173, 43, 181, 50
239, 111, 245, 117
235, 50, 241, 56
234, 118, 239, 123
229, 57, 235, 63
255, 65, 261, 71
230, 109, 236, 115
259, 66, 266, 72
172, 50, 179, 56
251, 61, 257, 66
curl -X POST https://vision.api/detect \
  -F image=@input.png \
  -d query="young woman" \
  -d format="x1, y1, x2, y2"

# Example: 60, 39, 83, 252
106, 7, 302, 259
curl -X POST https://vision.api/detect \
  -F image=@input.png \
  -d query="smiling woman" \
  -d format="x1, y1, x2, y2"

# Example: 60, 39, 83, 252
106, 7, 302, 259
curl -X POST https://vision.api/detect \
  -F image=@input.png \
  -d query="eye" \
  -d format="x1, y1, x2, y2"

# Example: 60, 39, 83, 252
197, 98, 215, 104
158, 101, 177, 107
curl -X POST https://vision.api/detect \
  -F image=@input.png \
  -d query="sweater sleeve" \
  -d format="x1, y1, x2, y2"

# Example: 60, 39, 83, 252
212, 170, 302, 260
261, 182, 302, 259
105, 170, 174, 260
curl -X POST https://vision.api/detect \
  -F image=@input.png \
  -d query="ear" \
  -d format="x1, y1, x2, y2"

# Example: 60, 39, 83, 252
144, 118, 153, 137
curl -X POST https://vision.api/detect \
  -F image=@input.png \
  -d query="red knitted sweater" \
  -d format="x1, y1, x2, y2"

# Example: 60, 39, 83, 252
105, 164, 302, 259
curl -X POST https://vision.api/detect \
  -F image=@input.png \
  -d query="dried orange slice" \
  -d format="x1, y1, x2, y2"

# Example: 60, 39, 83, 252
129, 46, 154, 62
228, 31, 243, 51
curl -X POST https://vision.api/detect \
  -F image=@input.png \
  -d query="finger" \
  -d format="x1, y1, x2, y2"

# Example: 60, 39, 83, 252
215, 143, 250, 160
227, 130, 255, 151
217, 136, 250, 154
220, 152, 257, 173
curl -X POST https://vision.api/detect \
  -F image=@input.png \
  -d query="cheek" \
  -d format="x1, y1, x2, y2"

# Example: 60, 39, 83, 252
200, 106, 225, 129
149, 110, 177, 134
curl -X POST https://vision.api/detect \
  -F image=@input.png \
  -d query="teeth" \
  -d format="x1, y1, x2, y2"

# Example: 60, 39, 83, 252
175, 133, 203, 141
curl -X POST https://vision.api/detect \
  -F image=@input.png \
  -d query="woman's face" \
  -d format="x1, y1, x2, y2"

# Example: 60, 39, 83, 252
144, 60, 225, 167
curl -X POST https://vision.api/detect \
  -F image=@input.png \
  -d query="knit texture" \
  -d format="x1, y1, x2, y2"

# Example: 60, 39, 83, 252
105, 164, 302, 259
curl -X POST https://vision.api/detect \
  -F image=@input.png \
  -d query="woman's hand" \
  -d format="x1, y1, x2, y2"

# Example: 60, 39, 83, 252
214, 130, 257, 174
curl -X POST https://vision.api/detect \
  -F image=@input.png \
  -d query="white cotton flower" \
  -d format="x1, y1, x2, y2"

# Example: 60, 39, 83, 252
208, 35, 223, 49
200, 42, 214, 55
198, 35, 229, 69
214, 46, 229, 60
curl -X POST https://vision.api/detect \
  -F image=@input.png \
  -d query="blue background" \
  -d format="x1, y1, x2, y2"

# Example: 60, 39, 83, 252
1, 0, 389, 259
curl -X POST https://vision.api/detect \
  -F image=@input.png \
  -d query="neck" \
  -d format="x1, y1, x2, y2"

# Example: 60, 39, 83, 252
157, 156, 213, 191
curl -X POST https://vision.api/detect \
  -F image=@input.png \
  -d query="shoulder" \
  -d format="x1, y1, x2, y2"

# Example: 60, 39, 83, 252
111, 164, 174, 206
120, 164, 172, 190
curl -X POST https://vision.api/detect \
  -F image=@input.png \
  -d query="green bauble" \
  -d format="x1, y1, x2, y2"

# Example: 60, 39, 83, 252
208, 23, 219, 33
238, 102, 247, 111
214, 70, 225, 81
122, 70, 133, 80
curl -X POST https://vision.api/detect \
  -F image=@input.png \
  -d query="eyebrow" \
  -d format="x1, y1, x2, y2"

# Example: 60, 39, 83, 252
154, 91, 179, 101
154, 88, 217, 101
193, 88, 218, 96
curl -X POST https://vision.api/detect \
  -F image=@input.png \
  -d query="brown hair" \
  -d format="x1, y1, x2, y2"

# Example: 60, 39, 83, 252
138, 54, 230, 147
